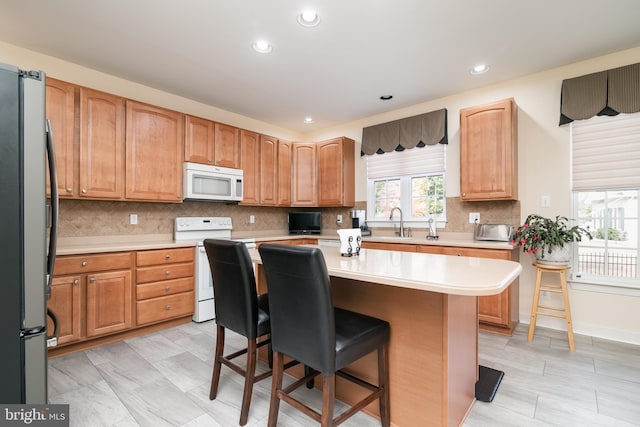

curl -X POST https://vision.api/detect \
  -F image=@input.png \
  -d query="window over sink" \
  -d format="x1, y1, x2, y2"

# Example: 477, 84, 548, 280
366, 144, 446, 227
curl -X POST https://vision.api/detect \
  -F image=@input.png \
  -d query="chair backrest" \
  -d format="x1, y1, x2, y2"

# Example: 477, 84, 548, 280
203, 239, 260, 339
258, 244, 335, 374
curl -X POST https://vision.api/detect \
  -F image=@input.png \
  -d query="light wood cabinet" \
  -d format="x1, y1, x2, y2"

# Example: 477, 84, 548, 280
125, 100, 184, 202
292, 142, 317, 206
184, 115, 214, 164
135, 247, 194, 326
47, 275, 82, 345
184, 118, 240, 168
240, 130, 261, 205
79, 87, 125, 199
214, 123, 240, 168
460, 98, 517, 201
361, 242, 418, 252
86, 270, 133, 337
48, 252, 133, 346
259, 135, 278, 205
317, 137, 355, 207
416, 244, 519, 335
45, 78, 76, 197
276, 140, 292, 206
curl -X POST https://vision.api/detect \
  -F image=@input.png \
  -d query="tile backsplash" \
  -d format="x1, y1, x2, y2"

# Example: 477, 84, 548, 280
58, 198, 520, 238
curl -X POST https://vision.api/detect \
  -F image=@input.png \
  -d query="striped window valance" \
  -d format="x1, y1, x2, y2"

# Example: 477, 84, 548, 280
560, 62, 640, 125
361, 108, 447, 156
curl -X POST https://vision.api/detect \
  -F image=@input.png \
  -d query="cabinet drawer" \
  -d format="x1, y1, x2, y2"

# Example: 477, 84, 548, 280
55, 252, 132, 275
136, 291, 194, 325
136, 262, 194, 284
137, 247, 194, 267
136, 277, 194, 300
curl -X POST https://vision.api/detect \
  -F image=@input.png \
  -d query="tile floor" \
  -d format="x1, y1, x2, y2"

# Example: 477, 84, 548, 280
48, 322, 640, 426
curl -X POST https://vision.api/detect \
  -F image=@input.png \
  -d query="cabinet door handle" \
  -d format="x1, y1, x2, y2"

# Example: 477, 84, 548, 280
81, 261, 88, 267
165, 305, 171, 310
89, 277, 95, 283
81, 188, 87, 194
73, 279, 79, 285
165, 286, 171, 291
165, 254, 171, 259
66, 187, 72, 193
165, 270, 171, 276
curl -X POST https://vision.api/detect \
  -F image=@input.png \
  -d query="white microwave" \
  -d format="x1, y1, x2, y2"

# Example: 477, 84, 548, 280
183, 162, 243, 202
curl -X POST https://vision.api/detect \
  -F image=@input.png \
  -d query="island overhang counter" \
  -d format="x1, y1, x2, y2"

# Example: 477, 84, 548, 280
249, 246, 522, 427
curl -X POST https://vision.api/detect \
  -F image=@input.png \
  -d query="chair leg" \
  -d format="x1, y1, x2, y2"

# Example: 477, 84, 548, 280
321, 374, 336, 427
378, 346, 390, 427
239, 338, 258, 426
267, 352, 284, 427
209, 325, 225, 400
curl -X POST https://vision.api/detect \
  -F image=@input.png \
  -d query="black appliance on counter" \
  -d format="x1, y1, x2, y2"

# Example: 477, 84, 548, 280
0, 63, 59, 403
288, 212, 321, 235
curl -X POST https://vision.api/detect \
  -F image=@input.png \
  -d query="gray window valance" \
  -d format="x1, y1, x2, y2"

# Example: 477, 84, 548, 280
559, 62, 640, 125
361, 108, 448, 156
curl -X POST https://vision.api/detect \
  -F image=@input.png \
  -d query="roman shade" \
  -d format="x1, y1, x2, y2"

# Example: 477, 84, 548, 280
361, 108, 448, 156
571, 112, 640, 191
560, 63, 640, 125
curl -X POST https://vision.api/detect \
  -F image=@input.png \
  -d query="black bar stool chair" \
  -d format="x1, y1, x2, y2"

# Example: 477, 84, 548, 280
258, 243, 391, 427
204, 239, 292, 425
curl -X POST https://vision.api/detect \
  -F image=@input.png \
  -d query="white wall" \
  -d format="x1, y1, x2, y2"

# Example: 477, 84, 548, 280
2, 40, 639, 344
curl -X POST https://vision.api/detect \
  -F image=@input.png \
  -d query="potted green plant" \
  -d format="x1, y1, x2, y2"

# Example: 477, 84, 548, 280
511, 214, 592, 264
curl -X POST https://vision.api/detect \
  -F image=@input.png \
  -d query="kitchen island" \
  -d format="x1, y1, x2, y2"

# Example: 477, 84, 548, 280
250, 245, 521, 427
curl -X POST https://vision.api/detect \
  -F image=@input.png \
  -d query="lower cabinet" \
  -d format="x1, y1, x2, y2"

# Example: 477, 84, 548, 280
357, 242, 520, 335
135, 247, 195, 326
416, 245, 519, 335
47, 247, 194, 355
48, 252, 133, 347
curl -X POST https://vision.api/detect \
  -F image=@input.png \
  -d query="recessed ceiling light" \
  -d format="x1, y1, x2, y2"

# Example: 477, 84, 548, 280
470, 64, 489, 75
252, 40, 273, 54
297, 10, 320, 27
380, 95, 393, 101
304, 117, 314, 124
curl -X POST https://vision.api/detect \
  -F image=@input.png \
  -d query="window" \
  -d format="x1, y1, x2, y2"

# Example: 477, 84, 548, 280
571, 112, 640, 289
366, 144, 445, 225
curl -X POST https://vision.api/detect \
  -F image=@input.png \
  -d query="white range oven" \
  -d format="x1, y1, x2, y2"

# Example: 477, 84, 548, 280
174, 216, 255, 322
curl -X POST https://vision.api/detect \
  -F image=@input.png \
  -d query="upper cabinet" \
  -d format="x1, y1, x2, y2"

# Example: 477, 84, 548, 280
79, 87, 125, 199
184, 118, 240, 169
276, 139, 292, 206
184, 115, 214, 165
292, 143, 317, 206
459, 98, 518, 201
239, 130, 261, 205
46, 78, 76, 197
317, 137, 355, 207
214, 123, 240, 168
125, 100, 184, 202
46, 80, 126, 200
259, 135, 278, 205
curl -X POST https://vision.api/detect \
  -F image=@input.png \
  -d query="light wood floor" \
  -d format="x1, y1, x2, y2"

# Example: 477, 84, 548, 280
48, 322, 640, 426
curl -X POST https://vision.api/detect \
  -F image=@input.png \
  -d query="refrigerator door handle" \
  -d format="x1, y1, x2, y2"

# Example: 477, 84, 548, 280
20, 326, 46, 339
45, 119, 58, 295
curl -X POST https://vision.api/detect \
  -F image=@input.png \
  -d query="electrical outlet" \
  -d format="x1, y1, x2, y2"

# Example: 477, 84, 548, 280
130, 214, 138, 225
337, 214, 343, 224
249, 215, 255, 224
469, 212, 480, 224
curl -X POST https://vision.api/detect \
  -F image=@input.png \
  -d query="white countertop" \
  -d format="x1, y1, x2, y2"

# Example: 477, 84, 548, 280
249, 245, 522, 297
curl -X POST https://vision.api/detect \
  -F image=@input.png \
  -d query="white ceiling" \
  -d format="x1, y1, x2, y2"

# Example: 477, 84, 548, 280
1, 0, 639, 133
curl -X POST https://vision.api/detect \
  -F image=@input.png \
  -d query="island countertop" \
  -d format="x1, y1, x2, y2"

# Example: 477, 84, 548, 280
249, 245, 521, 297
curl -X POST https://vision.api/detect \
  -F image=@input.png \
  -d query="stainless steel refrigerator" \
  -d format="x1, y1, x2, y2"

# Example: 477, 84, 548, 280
0, 63, 58, 404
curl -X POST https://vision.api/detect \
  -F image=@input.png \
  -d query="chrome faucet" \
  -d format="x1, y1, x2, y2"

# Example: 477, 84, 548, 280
389, 207, 404, 237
